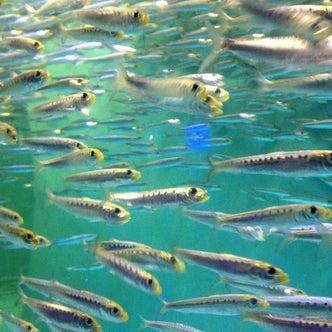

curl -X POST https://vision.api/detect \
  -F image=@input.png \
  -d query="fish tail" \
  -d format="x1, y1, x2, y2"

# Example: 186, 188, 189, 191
199, 20, 225, 73
59, 24, 68, 44
207, 156, 218, 181
24, 4, 36, 15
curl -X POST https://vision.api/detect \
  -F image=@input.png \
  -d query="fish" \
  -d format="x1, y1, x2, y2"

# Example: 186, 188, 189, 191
92, 248, 162, 295
51, 234, 96, 247
106, 247, 185, 272
107, 187, 209, 207
0, 37, 44, 53
0, 206, 23, 224
84, 239, 151, 252
37, 77, 90, 93
215, 204, 332, 230
116, 67, 222, 116
174, 248, 289, 285
0, 121, 17, 144
209, 150, 332, 178
65, 168, 141, 186
20, 291, 101, 332
245, 311, 332, 331
0, 309, 38, 332
0, 222, 39, 250
162, 294, 269, 315
0, 69, 50, 97
61, 25, 124, 46
141, 318, 203, 332
254, 72, 332, 97
38, 147, 103, 167
229, 1, 332, 41
25, 0, 89, 16
262, 295, 332, 317
74, 7, 150, 32
47, 191, 130, 225
201, 20, 332, 72
223, 278, 307, 297
32, 92, 96, 117
21, 136, 88, 152
20, 276, 128, 323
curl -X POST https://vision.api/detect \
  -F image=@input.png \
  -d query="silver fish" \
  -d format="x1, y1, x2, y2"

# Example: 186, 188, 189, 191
20, 276, 128, 323
209, 150, 332, 178
20, 292, 101, 332
162, 294, 269, 315
108, 187, 209, 207
48, 191, 130, 225
174, 248, 289, 285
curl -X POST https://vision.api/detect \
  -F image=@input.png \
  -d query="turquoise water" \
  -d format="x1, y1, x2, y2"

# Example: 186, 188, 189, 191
1, 0, 332, 331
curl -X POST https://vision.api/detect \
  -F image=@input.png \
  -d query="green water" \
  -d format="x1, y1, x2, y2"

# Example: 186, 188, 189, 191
1, 0, 332, 331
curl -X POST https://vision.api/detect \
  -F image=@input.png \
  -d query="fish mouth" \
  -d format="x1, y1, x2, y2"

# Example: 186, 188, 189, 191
117, 31, 125, 40
88, 93, 96, 104
121, 311, 129, 322
324, 208, 332, 219
120, 213, 131, 223
199, 194, 210, 203
141, 13, 150, 26
277, 273, 290, 285
96, 151, 104, 162
134, 172, 141, 180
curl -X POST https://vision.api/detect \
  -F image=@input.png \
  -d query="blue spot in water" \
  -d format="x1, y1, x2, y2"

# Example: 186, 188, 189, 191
185, 124, 211, 151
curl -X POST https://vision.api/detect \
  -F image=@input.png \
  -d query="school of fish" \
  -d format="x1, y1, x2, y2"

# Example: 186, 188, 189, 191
2, 0, 332, 331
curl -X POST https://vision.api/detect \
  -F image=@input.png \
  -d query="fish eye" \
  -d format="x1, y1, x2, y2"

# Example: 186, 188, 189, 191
310, 205, 317, 214
24, 232, 32, 242
170, 255, 176, 263
114, 207, 120, 214
84, 317, 93, 326
133, 10, 139, 18
215, 88, 221, 94
34, 71, 41, 79
76, 142, 82, 148
27, 325, 33, 331
249, 297, 258, 306
112, 307, 119, 315
126, 169, 132, 175
6, 128, 10, 134
82, 92, 88, 99
192, 83, 199, 92
34, 41, 40, 48
189, 187, 198, 195
311, 22, 320, 30
90, 150, 95, 157
147, 278, 153, 285
266, 266, 276, 275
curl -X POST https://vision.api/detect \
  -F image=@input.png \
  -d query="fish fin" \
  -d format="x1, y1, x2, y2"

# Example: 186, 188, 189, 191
199, 20, 224, 73
67, 263, 104, 272
59, 24, 68, 44
158, 298, 168, 317
24, 4, 36, 15
315, 224, 332, 260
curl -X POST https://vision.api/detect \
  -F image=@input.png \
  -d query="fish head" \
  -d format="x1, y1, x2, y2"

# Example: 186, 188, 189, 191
255, 263, 290, 285
2, 123, 17, 144
102, 202, 130, 224
80, 91, 96, 106
169, 254, 186, 273
307, 205, 332, 221
32, 40, 44, 52
20, 230, 39, 249
186, 187, 209, 203
123, 168, 141, 181
80, 313, 101, 332
141, 272, 162, 295
86, 148, 104, 163
105, 301, 128, 322
134, 9, 150, 27
242, 295, 270, 311
69, 78, 90, 89
26, 69, 50, 86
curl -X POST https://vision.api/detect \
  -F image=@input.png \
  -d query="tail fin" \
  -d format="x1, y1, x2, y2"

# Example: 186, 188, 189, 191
199, 20, 225, 73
